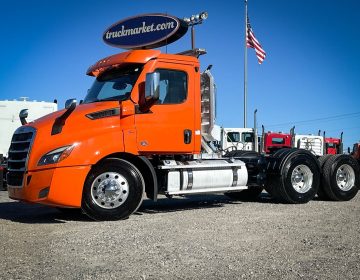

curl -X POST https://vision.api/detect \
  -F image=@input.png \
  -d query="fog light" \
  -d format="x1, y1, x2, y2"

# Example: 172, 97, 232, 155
38, 187, 50, 199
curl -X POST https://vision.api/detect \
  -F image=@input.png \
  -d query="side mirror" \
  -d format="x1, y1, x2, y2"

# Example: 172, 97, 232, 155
145, 72, 160, 100
65, 98, 77, 109
19, 109, 29, 125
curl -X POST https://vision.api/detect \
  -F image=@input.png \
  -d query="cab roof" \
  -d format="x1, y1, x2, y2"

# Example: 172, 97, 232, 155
86, 49, 199, 77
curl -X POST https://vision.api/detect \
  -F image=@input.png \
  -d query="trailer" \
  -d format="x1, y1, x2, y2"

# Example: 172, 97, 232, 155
6, 13, 360, 220
0, 98, 57, 189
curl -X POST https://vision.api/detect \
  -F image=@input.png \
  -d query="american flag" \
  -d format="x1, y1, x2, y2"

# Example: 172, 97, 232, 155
246, 16, 266, 64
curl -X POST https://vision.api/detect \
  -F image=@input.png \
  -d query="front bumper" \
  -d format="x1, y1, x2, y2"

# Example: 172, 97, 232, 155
8, 165, 91, 207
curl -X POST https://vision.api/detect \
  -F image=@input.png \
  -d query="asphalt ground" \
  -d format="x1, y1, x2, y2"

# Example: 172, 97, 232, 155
0, 190, 359, 280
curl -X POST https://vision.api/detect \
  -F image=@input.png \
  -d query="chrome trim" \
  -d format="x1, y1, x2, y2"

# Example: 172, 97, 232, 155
8, 159, 27, 163
7, 168, 26, 172
7, 126, 36, 187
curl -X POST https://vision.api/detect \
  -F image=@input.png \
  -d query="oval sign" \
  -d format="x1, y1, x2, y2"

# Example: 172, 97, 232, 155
103, 14, 188, 49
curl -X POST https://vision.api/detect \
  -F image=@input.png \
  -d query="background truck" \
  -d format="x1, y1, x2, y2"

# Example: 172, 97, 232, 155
257, 127, 343, 157
323, 131, 343, 155
259, 126, 293, 154
0, 98, 58, 189
325, 137, 343, 155
6, 14, 360, 221
201, 126, 256, 155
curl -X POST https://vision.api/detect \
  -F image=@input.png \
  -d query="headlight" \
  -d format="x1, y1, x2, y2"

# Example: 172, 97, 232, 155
38, 145, 74, 166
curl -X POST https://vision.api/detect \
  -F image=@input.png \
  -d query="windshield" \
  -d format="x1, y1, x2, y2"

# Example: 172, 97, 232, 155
83, 64, 143, 104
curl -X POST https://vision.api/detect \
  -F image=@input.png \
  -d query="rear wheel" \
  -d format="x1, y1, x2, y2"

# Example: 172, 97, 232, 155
82, 158, 144, 221
317, 155, 333, 199
266, 149, 320, 203
322, 155, 359, 201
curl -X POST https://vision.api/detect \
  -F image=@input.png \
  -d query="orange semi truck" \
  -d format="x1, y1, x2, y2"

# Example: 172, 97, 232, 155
7, 13, 360, 220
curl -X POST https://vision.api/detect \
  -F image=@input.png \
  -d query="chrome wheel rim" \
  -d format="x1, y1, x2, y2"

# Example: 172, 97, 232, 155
91, 172, 129, 209
291, 164, 313, 193
336, 164, 355, 191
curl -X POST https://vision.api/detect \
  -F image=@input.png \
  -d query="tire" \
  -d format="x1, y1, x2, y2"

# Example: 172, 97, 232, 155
225, 187, 263, 201
264, 148, 296, 199
82, 158, 144, 221
322, 154, 359, 201
317, 155, 333, 200
272, 148, 292, 158
266, 150, 320, 203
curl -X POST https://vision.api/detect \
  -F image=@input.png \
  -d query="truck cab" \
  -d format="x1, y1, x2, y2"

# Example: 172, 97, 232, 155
293, 134, 324, 157
325, 137, 342, 155
262, 131, 292, 154
221, 128, 255, 152
7, 50, 204, 204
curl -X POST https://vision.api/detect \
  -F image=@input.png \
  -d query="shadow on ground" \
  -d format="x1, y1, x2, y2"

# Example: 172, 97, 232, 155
0, 201, 92, 224
136, 193, 273, 215
0, 192, 274, 224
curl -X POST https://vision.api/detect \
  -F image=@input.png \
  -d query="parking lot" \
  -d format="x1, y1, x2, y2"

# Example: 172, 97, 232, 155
1, 190, 359, 280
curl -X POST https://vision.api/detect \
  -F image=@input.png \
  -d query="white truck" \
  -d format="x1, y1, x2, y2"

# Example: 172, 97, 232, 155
0, 98, 58, 189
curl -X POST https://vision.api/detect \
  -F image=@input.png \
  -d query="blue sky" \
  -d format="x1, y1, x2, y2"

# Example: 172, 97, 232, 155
1, 0, 359, 149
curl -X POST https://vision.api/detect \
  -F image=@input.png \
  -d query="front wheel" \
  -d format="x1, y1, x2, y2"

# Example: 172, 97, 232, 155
82, 158, 144, 221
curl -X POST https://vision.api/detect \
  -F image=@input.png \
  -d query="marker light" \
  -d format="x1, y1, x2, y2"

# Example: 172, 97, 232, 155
38, 145, 75, 166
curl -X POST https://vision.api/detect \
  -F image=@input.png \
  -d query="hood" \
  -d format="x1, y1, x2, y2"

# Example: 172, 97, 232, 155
25, 101, 125, 170
30, 101, 121, 130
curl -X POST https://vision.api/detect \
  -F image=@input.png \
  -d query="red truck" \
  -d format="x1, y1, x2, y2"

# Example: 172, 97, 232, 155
260, 126, 292, 154
325, 138, 342, 154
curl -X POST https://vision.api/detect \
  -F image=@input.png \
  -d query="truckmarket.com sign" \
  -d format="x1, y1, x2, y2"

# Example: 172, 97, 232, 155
103, 14, 188, 49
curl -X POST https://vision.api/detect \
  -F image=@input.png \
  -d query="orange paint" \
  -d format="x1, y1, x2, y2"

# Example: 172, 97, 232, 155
8, 49, 202, 207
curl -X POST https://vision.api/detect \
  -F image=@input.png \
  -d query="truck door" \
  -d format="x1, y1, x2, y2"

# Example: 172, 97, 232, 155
135, 63, 196, 154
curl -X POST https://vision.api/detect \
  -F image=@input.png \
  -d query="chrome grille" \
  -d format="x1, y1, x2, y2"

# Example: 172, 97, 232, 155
7, 126, 36, 187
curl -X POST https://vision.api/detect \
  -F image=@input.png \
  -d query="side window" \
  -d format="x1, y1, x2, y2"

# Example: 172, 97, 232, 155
155, 69, 188, 104
242, 132, 254, 143
271, 137, 285, 145
227, 132, 240, 142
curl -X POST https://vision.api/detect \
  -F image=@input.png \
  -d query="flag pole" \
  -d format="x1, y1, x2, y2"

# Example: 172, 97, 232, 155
244, 0, 248, 128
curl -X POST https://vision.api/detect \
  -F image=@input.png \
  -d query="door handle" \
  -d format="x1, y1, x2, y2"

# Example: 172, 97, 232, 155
184, 129, 192, 144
